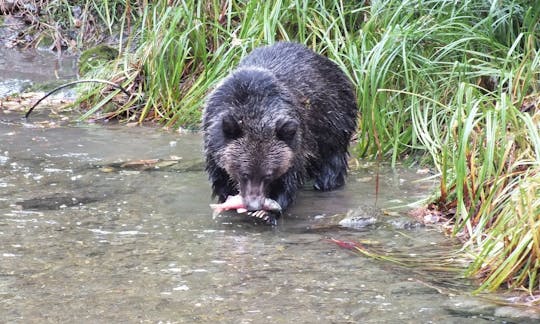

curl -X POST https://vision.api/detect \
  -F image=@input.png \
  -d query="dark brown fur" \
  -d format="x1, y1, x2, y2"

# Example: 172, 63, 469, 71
203, 42, 357, 214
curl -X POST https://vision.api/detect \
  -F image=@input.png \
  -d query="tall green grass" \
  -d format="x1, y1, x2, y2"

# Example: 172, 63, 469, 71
57, 0, 540, 294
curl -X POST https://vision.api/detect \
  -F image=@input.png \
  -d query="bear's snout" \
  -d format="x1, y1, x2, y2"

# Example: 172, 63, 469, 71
243, 180, 266, 211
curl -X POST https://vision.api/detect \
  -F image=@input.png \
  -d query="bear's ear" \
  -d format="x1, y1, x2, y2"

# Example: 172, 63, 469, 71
276, 118, 298, 143
222, 114, 242, 139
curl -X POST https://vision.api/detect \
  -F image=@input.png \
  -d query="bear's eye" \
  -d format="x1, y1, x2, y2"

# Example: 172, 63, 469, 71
276, 118, 298, 143
222, 114, 242, 139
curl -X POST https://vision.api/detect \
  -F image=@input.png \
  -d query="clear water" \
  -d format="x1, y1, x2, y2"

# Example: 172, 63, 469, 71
0, 46, 78, 97
1, 111, 537, 323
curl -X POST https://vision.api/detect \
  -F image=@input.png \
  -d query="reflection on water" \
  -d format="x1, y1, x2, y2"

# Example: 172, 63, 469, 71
0, 112, 537, 323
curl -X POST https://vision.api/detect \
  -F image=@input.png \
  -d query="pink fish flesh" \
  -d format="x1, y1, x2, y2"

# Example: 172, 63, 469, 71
210, 195, 247, 214
210, 195, 282, 215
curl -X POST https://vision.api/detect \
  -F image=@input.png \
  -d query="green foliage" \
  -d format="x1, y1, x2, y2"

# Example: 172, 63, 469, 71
69, 0, 540, 294
78, 45, 119, 75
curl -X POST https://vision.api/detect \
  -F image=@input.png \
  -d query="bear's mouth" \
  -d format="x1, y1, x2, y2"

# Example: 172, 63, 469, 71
210, 194, 281, 213
210, 195, 282, 224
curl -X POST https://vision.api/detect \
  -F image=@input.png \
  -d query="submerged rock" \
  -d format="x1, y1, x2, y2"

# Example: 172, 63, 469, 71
338, 205, 380, 229
16, 195, 100, 210
303, 205, 381, 230
98, 158, 204, 172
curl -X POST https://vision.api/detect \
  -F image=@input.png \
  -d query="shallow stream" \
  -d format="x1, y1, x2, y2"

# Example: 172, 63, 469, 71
0, 47, 538, 323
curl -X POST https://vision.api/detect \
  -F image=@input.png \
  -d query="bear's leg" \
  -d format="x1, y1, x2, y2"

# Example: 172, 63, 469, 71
273, 190, 294, 212
268, 173, 301, 211
313, 151, 348, 191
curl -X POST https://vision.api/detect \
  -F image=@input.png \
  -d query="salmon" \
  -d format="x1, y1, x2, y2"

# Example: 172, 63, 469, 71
210, 195, 282, 222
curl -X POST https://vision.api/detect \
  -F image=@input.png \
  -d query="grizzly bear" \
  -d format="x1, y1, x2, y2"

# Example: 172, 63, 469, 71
203, 42, 357, 220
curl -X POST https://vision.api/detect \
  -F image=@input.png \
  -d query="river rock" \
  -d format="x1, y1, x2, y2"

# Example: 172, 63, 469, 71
338, 205, 380, 229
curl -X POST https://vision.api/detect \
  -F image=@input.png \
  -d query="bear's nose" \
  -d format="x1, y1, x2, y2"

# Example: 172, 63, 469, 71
245, 196, 264, 211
